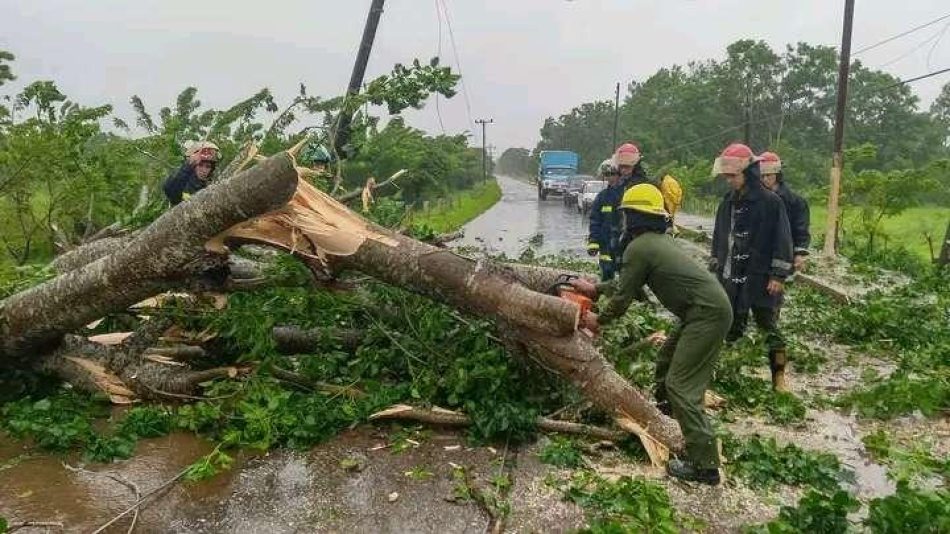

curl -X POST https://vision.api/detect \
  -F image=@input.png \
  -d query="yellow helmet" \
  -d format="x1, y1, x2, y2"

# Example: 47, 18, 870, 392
620, 183, 669, 217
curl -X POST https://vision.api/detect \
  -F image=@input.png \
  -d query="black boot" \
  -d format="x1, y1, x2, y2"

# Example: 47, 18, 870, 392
667, 459, 721, 485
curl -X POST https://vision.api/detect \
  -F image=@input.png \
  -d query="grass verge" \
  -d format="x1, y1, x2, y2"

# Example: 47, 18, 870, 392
410, 179, 502, 233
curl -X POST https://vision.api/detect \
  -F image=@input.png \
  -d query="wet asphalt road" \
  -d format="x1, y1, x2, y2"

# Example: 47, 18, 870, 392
453, 174, 714, 259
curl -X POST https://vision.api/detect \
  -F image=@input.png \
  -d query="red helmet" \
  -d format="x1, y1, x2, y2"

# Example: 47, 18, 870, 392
712, 143, 755, 176
613, 143, 641, 166
758, 151, 782, 175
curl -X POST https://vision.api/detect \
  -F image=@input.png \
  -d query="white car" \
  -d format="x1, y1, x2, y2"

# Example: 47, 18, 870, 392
577, 180, 607, 213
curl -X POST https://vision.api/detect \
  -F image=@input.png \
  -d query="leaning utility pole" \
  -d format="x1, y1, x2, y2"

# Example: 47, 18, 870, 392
334, 0, 386, 156
476, 118, 494, 181
612, 82, 620, 150
823, 0, 856, 257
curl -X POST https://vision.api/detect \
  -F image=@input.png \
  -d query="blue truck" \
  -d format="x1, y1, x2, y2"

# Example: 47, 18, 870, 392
537, 150, 580, 200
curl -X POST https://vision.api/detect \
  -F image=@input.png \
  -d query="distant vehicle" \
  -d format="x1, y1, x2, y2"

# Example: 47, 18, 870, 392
562, 175, 590, 206
577, 180, 607, 213
537, 150, 579, 200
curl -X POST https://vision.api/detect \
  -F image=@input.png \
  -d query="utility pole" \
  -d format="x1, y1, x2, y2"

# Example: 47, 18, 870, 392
612, 82, 620, 150
334, 0, 385, 155
823, 0, 856, 257
476, 118, 494, 181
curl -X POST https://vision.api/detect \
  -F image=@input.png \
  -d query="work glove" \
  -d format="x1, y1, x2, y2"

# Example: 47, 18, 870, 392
586, 242, 600, 257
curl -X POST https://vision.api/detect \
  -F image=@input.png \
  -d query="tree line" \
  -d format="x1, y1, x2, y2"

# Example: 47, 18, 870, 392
0, 52, 484, 265
521, 39, 950, 258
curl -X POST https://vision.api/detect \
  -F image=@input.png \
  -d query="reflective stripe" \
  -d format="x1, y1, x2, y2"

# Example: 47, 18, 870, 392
587, 242, 600, 250
772, 259, 793, 270
599, 254, 613, 262
182, 192, 191, 200
600, 205, 613, 213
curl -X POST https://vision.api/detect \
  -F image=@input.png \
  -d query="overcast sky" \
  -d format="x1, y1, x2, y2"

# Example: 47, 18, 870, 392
2, 0, 949, 152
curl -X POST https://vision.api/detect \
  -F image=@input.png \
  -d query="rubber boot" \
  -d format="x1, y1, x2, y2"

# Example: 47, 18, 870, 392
769, 348, 789, 392
667, 459, 721, 485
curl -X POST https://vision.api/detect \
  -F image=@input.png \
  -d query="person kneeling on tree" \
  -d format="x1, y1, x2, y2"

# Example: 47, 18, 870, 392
571, 183, 732, 485
163, 141, 221, 205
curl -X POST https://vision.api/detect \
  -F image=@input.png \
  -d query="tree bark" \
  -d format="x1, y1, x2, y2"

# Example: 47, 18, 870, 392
272, 325, 364, 354
1, 153, 300, 363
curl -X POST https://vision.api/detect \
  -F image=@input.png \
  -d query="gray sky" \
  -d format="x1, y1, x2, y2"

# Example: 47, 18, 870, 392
2, 0, 949, 151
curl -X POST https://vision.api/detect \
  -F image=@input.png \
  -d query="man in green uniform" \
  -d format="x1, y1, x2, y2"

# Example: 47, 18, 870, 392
572, 183, 732, 485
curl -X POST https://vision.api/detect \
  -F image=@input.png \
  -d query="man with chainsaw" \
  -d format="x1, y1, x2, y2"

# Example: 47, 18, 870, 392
571, 183, 732, 485
163, 141, 221, 205
759, 151, 811, 272
587, 159, 625, 280
710, 143, 794, 391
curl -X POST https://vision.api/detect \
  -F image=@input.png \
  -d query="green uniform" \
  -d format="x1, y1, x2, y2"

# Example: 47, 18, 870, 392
597, 232, 732, 468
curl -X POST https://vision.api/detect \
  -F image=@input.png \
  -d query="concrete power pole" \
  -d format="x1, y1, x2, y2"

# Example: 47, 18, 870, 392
334, 0, 385, 155
823, 0, 856, 257
476, 118, 494, 181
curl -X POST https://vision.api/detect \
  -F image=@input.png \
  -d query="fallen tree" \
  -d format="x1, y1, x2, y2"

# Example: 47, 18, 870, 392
216, 178, 684, 458
1, 158, 685, 464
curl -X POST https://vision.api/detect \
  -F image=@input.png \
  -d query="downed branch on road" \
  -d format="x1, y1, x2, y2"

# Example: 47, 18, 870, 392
369, 404, 627, 441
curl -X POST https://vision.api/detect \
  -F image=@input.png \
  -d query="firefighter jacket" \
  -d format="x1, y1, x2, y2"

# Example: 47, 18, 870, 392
163, 163, 208, 205
774, 181, 811, 256
711, 162, 794, 311
587, 182, 625, 261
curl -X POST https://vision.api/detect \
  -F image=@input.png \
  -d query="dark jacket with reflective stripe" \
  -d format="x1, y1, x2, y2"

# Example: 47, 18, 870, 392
711, 162, 794, 310
163, 163, 208, 205
588, 183, 625, 259
774, 181, 811, 256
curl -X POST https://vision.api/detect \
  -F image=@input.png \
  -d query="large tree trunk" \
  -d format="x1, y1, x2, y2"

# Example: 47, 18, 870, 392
0, 153, 299, 363
219, 179, 685, 456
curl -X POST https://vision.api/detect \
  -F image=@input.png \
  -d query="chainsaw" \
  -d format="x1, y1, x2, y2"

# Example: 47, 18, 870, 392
546, 273, 594, 317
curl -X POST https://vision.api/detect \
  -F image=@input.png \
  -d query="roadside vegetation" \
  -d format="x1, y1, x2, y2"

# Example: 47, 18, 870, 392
1, 38, 949, 531
409, 178, 502, 233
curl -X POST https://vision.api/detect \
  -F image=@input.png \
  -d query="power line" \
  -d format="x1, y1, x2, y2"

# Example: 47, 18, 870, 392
876, 22, 950, 69
853, 12, 950, 56
437, 0, 476, 133
653, 65, 950, 157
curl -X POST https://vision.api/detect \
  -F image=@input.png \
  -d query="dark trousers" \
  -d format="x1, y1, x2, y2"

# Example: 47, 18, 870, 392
598, 257, 617, 281
654, 306, 732, 469
727, 306, 785, 351
728, 306, 788, 373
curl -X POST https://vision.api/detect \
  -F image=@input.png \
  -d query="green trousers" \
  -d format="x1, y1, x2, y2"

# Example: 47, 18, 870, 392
654, 305, 732, 469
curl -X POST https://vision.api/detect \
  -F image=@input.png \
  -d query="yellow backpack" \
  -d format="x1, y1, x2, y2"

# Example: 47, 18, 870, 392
659, 174, 684, 218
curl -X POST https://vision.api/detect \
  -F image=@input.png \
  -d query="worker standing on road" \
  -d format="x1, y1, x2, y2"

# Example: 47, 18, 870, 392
710, 143, 794, 391
163, 141, 221, 205
587, 159, 624, 280
572, 183, 731, 485
759, 151, 811, 272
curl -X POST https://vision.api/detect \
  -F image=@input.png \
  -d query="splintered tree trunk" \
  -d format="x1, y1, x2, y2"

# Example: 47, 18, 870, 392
0, 153, 300, 363
220, 179, 685, 455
